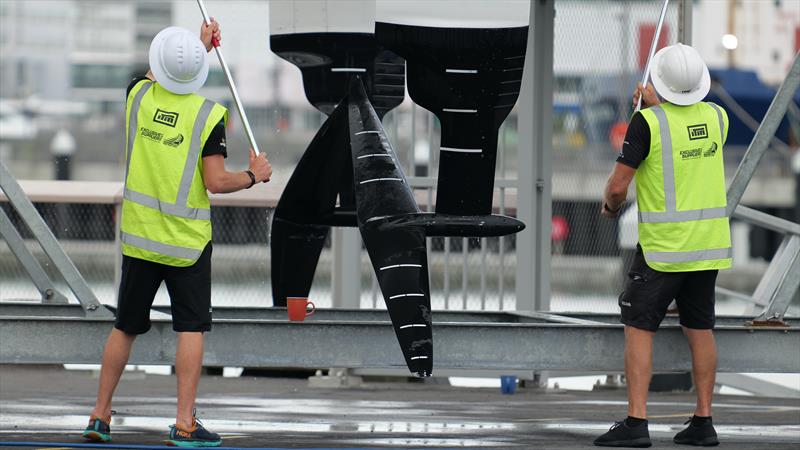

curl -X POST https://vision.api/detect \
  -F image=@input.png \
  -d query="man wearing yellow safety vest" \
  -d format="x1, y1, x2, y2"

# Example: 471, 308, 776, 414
595, 44, 730, 448
82, 20, 271, 447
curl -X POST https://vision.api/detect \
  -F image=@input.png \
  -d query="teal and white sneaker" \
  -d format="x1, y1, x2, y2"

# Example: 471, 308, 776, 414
164, 414, 221, 447
82, 415, 112, 443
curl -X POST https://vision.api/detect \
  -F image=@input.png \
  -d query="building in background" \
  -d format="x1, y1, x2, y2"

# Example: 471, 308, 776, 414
2, 1, 798, 123
694, 0, 800, 84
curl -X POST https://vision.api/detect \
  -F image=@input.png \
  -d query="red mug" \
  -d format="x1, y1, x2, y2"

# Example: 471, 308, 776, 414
287, 297, 315, 321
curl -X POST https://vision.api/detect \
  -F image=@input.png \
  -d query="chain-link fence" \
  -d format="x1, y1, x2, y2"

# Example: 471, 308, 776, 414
548, 0, 679, 311
2, 1, 795, 315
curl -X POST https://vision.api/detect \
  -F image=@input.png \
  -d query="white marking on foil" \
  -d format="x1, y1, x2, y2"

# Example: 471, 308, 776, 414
355, 130, 381, 135
442, 108, 478, 113
389, 293, 426, 300
357, 154, 391, 159
359, 178, 402, 185
446, 69, 478, 74
399, 324, 427, 329
440, 147, 482, 154
331, 68, 366, 72
379, 264, 423, 271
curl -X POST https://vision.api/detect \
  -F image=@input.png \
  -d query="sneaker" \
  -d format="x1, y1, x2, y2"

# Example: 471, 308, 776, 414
674, 417, 719, 446
594, 420, 652, 447
165, 414, 221, 447
82, 416, 111, 443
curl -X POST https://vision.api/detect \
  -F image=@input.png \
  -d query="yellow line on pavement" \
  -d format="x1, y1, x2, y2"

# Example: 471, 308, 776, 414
517, 417, 574, 422
219, 434, 250, 440
647, 412, 695, 419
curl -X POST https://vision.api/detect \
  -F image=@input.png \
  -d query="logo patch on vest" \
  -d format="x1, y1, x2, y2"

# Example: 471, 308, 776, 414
140, 127, 163, 142
153, 109, 179, 127
680, 148, 702, 160
163, 133, 184, 148
687, 124, 708, 140
703, 142, 718, 158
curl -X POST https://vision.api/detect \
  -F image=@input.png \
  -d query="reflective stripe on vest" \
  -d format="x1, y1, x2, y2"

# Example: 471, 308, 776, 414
640, 105, 728, 224
124, 85, 213, 221
125, 82, 152, 183
123, 189, 211, 221
707, 102, 726, 140
120, 231, 202, 261
644, 247, 732, 264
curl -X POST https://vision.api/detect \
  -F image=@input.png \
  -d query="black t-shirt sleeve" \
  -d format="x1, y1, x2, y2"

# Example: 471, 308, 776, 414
202, 120, 227, 158
126, 76, 151, 99
616, 111, 650, 169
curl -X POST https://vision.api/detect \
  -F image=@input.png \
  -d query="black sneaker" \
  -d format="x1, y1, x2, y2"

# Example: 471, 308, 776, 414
164, 413, 221, 447
594, 420, 652, 447
674, 417, 719, 446
82, 416, 111, 443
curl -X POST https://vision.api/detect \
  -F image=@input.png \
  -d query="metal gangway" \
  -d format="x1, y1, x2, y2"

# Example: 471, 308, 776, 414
1, 2, 798, 375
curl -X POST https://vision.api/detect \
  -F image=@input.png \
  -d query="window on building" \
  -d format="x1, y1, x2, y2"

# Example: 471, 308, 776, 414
71, 64, 132, 89
206, 69, 229, 87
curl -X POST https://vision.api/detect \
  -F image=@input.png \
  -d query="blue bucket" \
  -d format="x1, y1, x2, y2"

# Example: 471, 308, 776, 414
500, 375, 518, 394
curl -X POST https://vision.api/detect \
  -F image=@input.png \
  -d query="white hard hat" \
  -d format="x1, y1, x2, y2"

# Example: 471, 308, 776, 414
148, 27, 209, 95
650, 43, 710, 106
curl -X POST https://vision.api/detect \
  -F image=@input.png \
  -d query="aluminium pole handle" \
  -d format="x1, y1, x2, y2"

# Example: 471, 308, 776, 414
195, 0, 262, 156
636, 0, 670, 112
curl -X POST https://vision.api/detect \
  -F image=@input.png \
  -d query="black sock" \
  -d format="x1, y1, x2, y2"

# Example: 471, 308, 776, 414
625, 416, 647, 427
691, 415, 711, 426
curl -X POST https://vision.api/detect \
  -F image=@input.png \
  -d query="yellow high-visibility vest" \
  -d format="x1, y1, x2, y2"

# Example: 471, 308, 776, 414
121, 79, 227, 266
636, 102, 732, 272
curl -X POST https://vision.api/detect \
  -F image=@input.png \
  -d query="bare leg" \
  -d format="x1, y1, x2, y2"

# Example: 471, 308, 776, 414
683, 327, 716, 417
175, 332, 204, 430
625, 326, 655, 419
91, 328, 137, 420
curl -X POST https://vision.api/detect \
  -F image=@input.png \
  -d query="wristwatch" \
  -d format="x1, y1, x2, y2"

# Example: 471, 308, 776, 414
604, 203, 622, 213
245, 170, 256, 189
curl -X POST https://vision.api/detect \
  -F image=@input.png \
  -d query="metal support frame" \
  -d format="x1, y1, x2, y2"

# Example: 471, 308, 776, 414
331, 227, 362, 308
0, 161, 111, 317
0, 208, 68, 304
722, 54, 800, 325
751, 235, 800, 324
727, 54, 800, 214
517, 0, 554, 312
677, 0, 692, 45
1, 306, 796, 372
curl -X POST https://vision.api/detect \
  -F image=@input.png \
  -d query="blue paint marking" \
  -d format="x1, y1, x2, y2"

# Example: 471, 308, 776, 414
0, 443, 439, 450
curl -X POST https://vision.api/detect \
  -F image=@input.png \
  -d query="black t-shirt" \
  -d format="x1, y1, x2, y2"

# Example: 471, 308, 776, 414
616, 111, 650, 169
126, 77, 227, 159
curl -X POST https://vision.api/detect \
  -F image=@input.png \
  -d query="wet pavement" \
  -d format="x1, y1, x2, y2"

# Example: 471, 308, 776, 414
0, 365, 798, 449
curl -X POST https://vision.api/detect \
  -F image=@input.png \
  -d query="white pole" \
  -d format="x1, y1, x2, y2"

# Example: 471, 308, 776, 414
196, 0, 262, 156
636, 0, 670, 112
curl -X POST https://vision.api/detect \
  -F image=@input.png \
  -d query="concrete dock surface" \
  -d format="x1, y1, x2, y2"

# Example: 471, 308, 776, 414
0, 365, 798, 449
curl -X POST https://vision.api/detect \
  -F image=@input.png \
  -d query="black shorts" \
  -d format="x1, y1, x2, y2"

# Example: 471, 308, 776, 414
619, 245, 717, 332
115, 243, 212, 334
